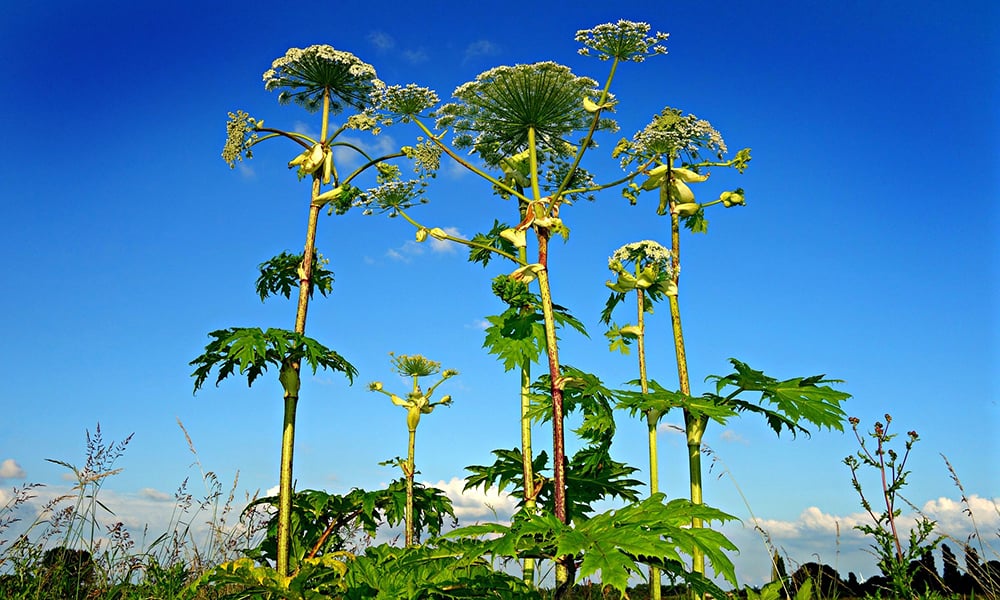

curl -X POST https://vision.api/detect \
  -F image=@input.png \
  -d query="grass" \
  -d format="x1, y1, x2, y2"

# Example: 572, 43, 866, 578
0, 423, 267, 600
1, 424, 995, 599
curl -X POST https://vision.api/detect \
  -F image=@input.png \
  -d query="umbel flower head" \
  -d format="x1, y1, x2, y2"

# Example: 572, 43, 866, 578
436, 62, 614, 167
618, 107, 728, 166
263, 45, 381, 113
576, 20, 669, 62
607, 240, 677, 295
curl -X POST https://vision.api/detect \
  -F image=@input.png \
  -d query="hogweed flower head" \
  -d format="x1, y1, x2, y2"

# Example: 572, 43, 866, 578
576, 20, 669, 62
390, 353, 441, 378
263, 45, 381, 114
374, 84, 439, 122
435, 62, 610, 166
222, 110, 258, 168
609, 240, 676, 282
621, 107, 727, 166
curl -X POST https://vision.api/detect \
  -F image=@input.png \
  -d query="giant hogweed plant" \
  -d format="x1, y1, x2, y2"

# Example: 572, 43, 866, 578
367, 21, 742, 596
616, 108, 851, 579
189, 45, 421, 580
368, 353, 457, 547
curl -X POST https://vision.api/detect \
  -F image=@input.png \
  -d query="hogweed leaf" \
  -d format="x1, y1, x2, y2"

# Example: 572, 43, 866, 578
190, 327, 357, 392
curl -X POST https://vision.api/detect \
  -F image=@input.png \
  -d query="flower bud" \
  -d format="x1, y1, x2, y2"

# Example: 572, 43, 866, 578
415, 228, 428, 242
721, 190, 745, 207
671, 167, 710, 183
429, 227, 448, 240
620, 324, 642, 337
673, 202, 700, 217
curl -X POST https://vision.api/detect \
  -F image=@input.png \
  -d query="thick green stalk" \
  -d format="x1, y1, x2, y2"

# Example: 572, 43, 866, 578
517, 225, 537, 586
519, 358, 536, 585
406, 425, 416, 547
277, 89, 331, 577
665, 190, 710, 584
637, 288, 661, 600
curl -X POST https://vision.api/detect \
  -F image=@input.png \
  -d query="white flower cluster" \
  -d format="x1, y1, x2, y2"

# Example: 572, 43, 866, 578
628, 109, 727, 165
374, 84, 439, 119
609, 240, 676, 277
262, 45, 377, 87
576, 20, 669, 62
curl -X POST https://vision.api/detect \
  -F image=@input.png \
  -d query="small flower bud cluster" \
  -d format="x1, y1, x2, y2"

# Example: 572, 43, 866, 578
222, 111, 258, 168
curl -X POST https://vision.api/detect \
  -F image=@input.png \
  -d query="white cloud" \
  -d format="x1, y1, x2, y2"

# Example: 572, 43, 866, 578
719, 429, 748, 445
367, 31, 395, 52
0, 458, 25, 479
333, 133, 397, 170
292, 121, 318, 138
429, 227, 463, 253
237, 163, 255, 179
430, 477, 517, 521
138, 487, 172, 501
467, 319, 490, 331
464, 40, 501, 63
402, 49, 428, 64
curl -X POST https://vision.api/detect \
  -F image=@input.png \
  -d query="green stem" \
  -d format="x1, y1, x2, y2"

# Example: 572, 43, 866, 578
517, 229, 536, 587
663, 174, 708, 582
277, 393, 297, 576
637, 287, 661, 600
277, 88, 332, 578
520, 358, 536, 585
406, 426, 416, 547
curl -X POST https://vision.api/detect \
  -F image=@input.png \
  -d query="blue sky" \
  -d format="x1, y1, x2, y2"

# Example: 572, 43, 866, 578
1, 0, 997, 586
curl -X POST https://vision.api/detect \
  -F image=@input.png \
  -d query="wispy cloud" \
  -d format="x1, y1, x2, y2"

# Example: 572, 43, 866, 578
719, 429, 749, 445
0, 458, 25, 479
367, 31, 395, 52
401, 49, 429, 64
464, 40, 501, 63
386, 226, 463, 262
429, 227, 463, 253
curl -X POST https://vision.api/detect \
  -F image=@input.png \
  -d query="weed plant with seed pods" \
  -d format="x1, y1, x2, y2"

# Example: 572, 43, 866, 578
21, 18, 995, 600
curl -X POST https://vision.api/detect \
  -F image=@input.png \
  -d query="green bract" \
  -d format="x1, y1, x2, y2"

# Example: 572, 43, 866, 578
263, 45, 381, 113
435, 62, 611, 166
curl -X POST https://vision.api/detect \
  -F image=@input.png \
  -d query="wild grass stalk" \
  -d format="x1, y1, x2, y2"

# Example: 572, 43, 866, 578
0, 424, 267, 599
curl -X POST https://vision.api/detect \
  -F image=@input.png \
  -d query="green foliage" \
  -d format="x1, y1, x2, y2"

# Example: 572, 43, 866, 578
190, 327, 357, 391
704, 358, 850, 436
344, 542, 537, 599
256, 251, 335, 301
468, 221, 519, 267
246, 482, 457, 571
617, 379, 738, 427
483, 278, 587, 372
445, 496, 737, 598
182, 554, 350, 599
